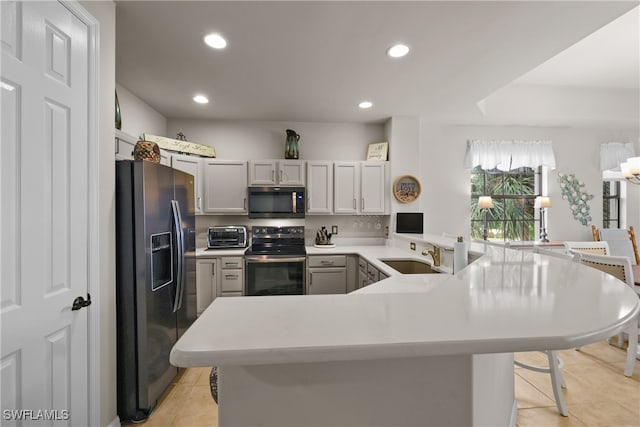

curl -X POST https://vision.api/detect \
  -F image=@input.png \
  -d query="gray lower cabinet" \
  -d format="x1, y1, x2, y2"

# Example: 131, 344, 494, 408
307, 255, 347, 294
358, 256, 384, 287
218, 256, 244, 297
195, 258, 216, 316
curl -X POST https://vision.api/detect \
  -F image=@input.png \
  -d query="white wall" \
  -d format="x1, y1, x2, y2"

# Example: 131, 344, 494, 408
420, 122, 640, 241
167, 119, 384, 161
79, 1, 117, 426
116, 83, 167, 138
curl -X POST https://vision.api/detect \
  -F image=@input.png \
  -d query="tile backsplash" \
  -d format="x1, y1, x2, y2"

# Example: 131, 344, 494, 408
195, 215, 389, 248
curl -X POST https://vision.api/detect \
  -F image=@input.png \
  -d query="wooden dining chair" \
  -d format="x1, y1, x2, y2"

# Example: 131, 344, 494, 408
572, 251, 639, 377
563, 241, 610, 256
592, 225, 640, 265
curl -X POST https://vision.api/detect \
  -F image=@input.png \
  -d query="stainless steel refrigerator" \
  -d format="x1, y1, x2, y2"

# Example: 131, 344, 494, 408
115, 160, 197, 422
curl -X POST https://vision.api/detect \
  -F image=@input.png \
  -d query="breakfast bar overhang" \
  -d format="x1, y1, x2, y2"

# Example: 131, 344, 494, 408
170, 245, 640, 426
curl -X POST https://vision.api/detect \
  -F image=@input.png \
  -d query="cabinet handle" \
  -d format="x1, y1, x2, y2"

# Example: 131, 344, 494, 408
320, 260, 334, 265
224, 262, 238, 268
361, 198, 365, 210
225, 274, 238, 280
244, 198, 247, 210
197, 196, 201, 210
309, 272, 312, 285
280, 170, 283, 181
272, 170, 275, 181
353, 198, 356, 209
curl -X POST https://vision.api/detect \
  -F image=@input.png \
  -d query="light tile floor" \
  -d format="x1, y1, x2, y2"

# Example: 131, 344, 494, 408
128, 341, 640, 427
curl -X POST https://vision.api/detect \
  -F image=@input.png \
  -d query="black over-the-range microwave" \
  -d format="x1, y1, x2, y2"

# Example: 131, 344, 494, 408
248, 186, 305, 219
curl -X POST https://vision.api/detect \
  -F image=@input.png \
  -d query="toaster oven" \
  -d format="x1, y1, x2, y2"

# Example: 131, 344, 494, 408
207, 226, 248, 249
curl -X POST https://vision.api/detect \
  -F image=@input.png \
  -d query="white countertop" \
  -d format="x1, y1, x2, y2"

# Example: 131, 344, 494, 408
196, 247, 246, 257
173, 241, 640, 368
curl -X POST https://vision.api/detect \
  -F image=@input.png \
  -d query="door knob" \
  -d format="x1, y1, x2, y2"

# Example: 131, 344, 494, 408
72, 293, 92, 311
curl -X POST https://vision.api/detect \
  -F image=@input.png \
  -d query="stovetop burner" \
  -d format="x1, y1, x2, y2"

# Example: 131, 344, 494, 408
244, 226, 306, 256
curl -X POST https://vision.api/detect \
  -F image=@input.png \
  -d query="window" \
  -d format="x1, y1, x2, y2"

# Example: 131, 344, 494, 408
470, 166, 541, 241
602, 180, 620, 229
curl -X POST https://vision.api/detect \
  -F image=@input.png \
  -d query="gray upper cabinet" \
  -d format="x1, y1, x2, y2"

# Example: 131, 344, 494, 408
203, 160, 248, 213
360, 162, 388, 214
172, 153, 203, 214
306, 161, 333, 214
249, 160, 305, 186
333, 162, 360, 214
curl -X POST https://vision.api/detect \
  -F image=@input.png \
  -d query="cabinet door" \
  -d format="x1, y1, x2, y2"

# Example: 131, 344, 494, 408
367, 263, 379, 284
306, 161, 333, 214
219, 269, 244, 294
203, 160, 248, 213
279, 160, 305, 186
358, 267, 368, 289
196, 259, 216, 316
361, 162, 387, 214
172, 154, 202, 214
308, 268, 347, 294
249, 160, 276, 185
115, 130, 136, 160
334, 162, 359, 214
159, 150, 171, 167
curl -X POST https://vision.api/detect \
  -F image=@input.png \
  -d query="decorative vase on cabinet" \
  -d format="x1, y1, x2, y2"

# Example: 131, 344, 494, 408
285, 129, 300, 159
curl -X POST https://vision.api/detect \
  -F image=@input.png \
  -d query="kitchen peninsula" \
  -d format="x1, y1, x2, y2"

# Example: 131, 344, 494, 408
170, 235, 640, 427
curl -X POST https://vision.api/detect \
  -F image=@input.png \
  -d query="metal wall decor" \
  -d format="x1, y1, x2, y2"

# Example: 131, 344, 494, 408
557, 172, 593, 226
393, 175, 421, 203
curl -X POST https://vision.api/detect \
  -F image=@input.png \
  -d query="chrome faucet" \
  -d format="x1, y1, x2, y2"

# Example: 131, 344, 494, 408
422, 246, 441, 266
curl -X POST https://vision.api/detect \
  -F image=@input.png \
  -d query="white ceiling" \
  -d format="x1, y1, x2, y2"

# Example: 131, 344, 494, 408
115, 1, 639, 124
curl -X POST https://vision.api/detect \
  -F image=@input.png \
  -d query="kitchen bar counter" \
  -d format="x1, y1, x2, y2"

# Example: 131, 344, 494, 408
172, 239, 639, 426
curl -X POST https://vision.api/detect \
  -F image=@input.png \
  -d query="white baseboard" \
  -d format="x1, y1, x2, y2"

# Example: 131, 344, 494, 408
107, 416, 121, 427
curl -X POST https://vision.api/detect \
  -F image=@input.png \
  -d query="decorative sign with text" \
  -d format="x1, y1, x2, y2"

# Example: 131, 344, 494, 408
143, 133, 216, 157
393, 175, 421, 203
366, 142, 389, 161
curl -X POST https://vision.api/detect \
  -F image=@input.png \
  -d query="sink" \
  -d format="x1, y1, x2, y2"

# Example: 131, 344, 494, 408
379, 259, 441, 274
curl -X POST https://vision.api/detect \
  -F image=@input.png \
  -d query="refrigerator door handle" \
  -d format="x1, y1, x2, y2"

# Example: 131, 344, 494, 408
171, 200, 185, 312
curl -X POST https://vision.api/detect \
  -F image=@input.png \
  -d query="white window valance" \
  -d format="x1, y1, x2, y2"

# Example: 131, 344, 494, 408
464, 139, 556, 171
600, 142, 636, 171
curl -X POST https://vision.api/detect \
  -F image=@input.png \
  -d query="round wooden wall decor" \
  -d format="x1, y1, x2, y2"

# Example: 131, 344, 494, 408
393, 175, 421, 203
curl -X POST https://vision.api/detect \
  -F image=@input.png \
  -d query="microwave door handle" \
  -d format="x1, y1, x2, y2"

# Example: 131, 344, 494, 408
171, 200, 185, 312
292, 192, 296, 213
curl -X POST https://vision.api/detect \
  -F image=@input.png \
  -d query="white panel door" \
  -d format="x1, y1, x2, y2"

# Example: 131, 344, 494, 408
334, 162, 359, 214
361, 162, 387, 214
248, 160, 276, 185
1, 2, 90, 426
278, 160, 305, 186
203, 160, 248, 213
306, 161, 332, 214
172, 154, 202, 214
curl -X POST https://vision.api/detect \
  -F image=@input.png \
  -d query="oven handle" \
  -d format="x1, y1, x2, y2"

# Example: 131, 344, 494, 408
245, 256, 306, 263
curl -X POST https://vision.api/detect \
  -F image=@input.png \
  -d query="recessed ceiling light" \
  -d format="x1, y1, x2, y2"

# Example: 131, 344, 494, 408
193, 95, 209, 104
204, 33, 227, 49
387, 44, 409, 58
358, 101, 373, 109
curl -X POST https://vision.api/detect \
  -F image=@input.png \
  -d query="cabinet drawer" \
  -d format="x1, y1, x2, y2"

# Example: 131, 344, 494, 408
358, 257, 367, 271
308, 255, 346, 268
220, 269, 243, 293
219, 291, 243, 298
366, 263, 379, 282
221, 256, 243, 269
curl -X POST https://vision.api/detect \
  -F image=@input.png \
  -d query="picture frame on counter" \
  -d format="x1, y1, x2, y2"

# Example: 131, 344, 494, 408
366, 141, 389, 161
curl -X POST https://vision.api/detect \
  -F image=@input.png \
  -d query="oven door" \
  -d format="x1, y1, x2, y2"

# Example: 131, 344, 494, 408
245, 255, 306, 296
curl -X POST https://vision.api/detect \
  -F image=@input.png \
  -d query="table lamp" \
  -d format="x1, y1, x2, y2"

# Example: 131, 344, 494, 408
535, 196, 552, 242
478, 196, 494, 240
